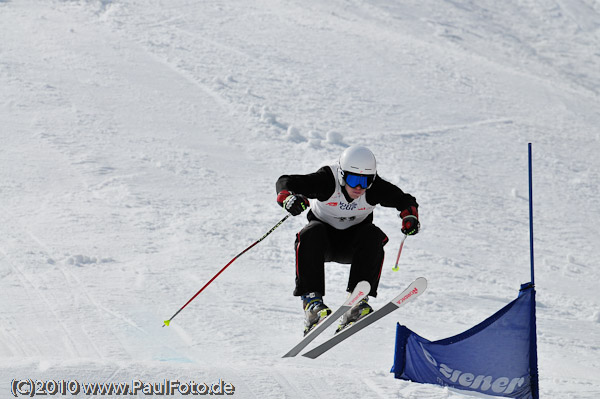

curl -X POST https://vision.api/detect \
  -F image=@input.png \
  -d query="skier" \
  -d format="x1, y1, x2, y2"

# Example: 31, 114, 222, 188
276, 145, 420, 335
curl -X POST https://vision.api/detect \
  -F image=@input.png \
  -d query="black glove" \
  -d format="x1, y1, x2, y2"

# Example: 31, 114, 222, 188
400, 206, 420, 235
277, 190, 310, 216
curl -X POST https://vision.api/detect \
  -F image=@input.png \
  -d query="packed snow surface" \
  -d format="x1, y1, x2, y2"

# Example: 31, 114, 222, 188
1, 0, 599, 398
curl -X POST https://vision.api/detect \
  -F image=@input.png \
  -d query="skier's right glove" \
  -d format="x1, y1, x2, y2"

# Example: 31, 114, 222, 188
277, 190, 310, 216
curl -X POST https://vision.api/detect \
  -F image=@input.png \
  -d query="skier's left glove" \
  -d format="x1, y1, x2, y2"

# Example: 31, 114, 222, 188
277, 190, 310, 216
400, 206, 420, 235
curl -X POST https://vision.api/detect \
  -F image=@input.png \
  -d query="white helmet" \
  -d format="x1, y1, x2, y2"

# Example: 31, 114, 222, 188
338, 145, 377, 188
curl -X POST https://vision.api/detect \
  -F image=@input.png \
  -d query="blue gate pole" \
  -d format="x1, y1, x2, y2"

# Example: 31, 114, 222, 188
528, 143, 535, 286
528, 143, 539, 398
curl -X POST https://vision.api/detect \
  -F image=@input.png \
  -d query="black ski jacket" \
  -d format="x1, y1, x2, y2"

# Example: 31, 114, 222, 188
276, 166, 418, 225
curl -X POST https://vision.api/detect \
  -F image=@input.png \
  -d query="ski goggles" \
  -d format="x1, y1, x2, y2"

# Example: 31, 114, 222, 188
343, 172, 375, 189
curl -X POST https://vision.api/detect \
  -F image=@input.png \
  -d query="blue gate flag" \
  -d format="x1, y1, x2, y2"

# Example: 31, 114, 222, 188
392, 283, 539, 399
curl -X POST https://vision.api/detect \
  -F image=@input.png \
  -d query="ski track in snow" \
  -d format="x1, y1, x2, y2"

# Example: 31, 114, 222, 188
1, 0, 600, 398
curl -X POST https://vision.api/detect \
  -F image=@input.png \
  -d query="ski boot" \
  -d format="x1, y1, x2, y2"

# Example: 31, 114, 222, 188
302, 293, 332, 336
336, 296, 373, 333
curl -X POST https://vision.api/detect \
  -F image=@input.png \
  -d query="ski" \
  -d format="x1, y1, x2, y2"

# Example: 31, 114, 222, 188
302, 277, 427, 359
282, 280, 370, 358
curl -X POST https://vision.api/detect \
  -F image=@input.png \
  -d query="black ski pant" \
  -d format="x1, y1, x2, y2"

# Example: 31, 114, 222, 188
293, 219, 389, 298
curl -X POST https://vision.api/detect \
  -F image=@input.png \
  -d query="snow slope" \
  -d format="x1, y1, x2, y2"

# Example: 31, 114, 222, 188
1, 0, 599, 397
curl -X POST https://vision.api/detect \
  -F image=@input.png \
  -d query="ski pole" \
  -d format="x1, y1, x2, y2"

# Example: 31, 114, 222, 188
392, 234, 407, 272
163, 213, 291, 327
